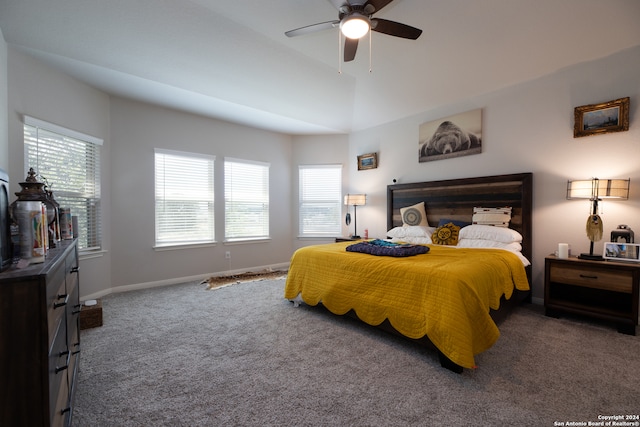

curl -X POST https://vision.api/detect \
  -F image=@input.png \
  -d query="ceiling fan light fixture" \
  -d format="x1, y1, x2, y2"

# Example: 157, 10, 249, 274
340, 14, 370, 39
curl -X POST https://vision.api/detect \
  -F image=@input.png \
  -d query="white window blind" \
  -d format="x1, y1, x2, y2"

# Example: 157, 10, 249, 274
299, 165, 342, 236
23, 117, 102, 252
155, 149, 215, 247
224, 158, 269, 241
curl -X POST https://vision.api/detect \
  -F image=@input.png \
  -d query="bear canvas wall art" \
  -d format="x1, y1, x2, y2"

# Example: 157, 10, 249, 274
419, 109, 482, 162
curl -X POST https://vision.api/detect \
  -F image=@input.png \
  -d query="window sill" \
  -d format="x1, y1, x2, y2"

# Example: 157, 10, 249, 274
153, 242, 217, 251
79, 249, 108, 261
223, 238, 271, 245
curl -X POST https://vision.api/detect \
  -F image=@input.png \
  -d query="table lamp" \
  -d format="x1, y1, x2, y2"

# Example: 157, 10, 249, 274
344, 194, 366, 238
566, 178, 630, 260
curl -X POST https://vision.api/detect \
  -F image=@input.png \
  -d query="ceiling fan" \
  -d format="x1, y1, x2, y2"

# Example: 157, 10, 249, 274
285, 0, 422, 62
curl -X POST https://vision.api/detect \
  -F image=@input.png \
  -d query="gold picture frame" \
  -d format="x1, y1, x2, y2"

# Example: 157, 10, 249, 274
574, 97, 629, 138
357, 152, 378, 170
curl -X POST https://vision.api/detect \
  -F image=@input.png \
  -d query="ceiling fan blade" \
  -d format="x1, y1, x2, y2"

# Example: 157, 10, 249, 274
371, 18, 422, 39
285, 20, 339, 37
364, 0, 394, 14
344, 37, 359, 62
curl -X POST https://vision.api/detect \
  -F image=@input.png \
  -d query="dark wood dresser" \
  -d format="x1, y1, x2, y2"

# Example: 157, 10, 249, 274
0, 240, 81, 426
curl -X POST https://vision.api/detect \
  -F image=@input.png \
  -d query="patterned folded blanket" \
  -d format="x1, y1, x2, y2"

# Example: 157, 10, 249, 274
346, 239, 430, 257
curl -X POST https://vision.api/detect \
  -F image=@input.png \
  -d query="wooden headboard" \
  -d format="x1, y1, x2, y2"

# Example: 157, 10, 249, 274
387, 173, 533, 269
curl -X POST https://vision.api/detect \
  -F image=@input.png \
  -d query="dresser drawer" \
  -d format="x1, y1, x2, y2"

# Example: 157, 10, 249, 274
48, 322, 69, 422
51, 371, 70, 427
47, 279, 68, 350
549, 263, 633, 293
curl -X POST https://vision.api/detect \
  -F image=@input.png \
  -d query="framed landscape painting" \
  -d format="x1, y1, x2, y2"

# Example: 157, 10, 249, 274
574, 97, 629, 138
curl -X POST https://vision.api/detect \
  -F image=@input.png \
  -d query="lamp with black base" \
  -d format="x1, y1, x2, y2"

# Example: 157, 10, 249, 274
567, 178, 630, 260
344, 194, 366, 239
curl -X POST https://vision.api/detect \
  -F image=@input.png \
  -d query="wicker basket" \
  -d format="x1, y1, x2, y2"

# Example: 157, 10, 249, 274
80, 299, 103, 330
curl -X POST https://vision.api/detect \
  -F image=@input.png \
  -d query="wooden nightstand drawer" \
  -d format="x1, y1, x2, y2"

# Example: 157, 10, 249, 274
549, 264, 633, 293
544, 255, 639, 335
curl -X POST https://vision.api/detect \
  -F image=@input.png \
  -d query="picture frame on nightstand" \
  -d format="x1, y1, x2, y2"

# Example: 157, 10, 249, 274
603, 242, 640, 262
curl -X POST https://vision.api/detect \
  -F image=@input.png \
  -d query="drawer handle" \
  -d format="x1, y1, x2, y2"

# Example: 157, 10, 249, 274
71, 266, 80, 274
54, 294, 69, 309
61, 407, 71, 415
55, 350, 70, 373
72, 305, 82, 315
579, 274, 598, 279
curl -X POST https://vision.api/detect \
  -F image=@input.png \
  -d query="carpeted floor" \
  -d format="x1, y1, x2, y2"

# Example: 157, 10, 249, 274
72, 278, 640, 426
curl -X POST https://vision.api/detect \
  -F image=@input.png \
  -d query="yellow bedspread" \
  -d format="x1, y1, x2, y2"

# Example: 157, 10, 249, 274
284, 242, 530, 369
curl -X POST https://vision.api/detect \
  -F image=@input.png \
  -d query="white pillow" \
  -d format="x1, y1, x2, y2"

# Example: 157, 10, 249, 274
390, 236, 432, 245
457, 238, 522, 252
459, 224, 522, 243
387, 225, 436, 238
456, 239, 530, 266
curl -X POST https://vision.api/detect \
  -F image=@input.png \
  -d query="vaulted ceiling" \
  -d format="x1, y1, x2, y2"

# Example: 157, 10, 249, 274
1, 0, 639, 135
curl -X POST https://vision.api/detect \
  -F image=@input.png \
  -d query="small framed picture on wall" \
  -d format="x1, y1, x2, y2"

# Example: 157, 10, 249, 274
357, 152, 378, 170
574, 97, 629, 138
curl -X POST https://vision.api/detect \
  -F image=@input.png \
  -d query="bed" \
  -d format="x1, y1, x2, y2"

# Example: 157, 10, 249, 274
284, 173, 533, 372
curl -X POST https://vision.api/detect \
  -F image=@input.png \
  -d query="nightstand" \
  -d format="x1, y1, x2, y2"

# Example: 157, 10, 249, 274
544, 255, 639, 335
335, 237, 360, 242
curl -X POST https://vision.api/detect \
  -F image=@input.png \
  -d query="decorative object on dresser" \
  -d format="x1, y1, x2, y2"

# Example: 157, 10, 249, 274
0, 240, 81, 426
566, 178, 630, 260
10, 168, 61, 248
611, 224, 634, 243
573, 96, 630, 138
344, 194, 366, 238
603, 242, 640, 263
545, 255, 639, 335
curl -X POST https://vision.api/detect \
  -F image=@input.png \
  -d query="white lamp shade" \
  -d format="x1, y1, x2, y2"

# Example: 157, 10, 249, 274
344, 194, 366, 206
340, 14, 370, 39
567, 178, 630, 200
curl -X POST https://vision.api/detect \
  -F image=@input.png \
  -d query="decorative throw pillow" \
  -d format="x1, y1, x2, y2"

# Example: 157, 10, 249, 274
431, 222, 461, 246
472, 207, 512, 227
400, 202, 428, 227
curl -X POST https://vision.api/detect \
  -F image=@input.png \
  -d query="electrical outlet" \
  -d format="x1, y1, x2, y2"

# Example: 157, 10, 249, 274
225, 251, 231, 259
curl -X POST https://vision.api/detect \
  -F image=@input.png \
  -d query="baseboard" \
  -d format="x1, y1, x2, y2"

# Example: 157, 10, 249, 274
80, 262, 290, 302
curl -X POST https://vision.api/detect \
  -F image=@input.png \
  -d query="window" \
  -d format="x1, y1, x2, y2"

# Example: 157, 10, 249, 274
154, 149, 215, 247
24, 116, 102, 252
299, 165, 342, 236
224, 158, 269, 241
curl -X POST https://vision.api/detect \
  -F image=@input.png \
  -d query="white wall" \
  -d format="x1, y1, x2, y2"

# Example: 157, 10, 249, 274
7, 48, 112, 298
109, 97, 294, 290
344, 46, 640, 302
